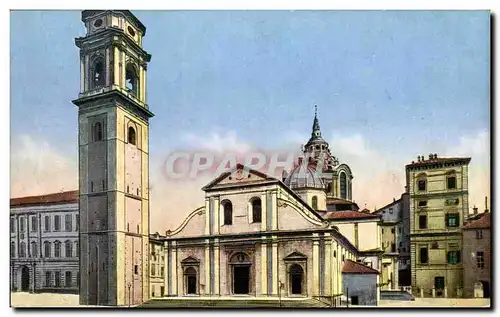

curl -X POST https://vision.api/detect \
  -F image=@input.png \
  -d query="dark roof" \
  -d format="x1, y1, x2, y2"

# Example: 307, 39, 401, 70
342, 260, 380, 274
406, 157, 471, 169
11, 190, 78, 207
463, 213, 490, 229
325, 211, 380, 221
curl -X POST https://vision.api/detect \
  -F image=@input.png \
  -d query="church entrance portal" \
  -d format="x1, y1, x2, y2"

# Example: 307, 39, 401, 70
229, 252, 252, 295
21, 266, 30, 292
233, 266, 250, 294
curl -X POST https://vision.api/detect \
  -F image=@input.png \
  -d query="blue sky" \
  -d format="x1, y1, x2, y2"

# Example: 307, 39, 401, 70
10, 10, 491, 230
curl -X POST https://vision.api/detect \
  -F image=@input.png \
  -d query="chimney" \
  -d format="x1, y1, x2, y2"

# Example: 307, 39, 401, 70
485, 196, 489, 213
417, 156, 421, 162
473, 206, 478, 215
428, 153, 433, 160
434, 153, 438, 159
421, 154, 425, 161
393, 198, 396, 202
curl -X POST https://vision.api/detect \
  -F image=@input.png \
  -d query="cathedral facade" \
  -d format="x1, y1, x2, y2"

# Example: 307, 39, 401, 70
162, 111, 382, 302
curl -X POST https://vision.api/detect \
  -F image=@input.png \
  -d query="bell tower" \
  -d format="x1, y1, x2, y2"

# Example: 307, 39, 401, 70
73, 10, 153, 306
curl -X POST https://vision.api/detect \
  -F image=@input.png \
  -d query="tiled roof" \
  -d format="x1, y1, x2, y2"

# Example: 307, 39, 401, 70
325, 211, 380, 220
463, 213, 490, 229
406, 157, 471, 168
10, 190, 79, 207
342, 260, 380, 274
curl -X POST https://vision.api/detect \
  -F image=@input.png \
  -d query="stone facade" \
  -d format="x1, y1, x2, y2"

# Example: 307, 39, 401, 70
149, 235, 166, 298
10, 191, 80, 294
73, 10, 153, 306
406, 154, 470, 298
462, 213, 490, 298
163, 165, 361, 299
373, 193, 411, 287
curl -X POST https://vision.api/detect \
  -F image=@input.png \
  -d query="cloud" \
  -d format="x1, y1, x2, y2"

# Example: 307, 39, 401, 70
446, 130, 490, 211
11, 129, 490, 233
10, 134, 77, 197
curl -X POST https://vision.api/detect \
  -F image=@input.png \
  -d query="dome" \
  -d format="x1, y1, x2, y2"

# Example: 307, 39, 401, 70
284, 163, 325, 190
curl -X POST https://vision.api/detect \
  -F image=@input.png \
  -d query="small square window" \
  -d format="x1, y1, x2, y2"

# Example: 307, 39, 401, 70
476, 230, 483, 239
418, 180, 426, 191
418, 200, 427, 207
446, 213, 459, 227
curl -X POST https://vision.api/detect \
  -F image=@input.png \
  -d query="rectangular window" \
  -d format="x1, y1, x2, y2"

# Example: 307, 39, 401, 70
134, 265, 138, 274
31, 216, 37, 232
151, 265, 156, 276
447, 250, 461, 264
418, 200, 427, 207
476, 230, 483, 239
55, 271, 61, 287
477, 251, 484, 268
10, 218, 14, 233
44, 216, 50, 232
20, 218, 25, 233
65, 214, 72, 232
435, 276, 445, 290
45, 271, 51, 287
391, 228, 395, 234
54, 215, 61, 231
398, 227, 401, 234
447, 176, 457, 189
391, 243, 396, 253
419, 215, 427, 229
65, 271, 72, 287
420, 247, 428, 264
446, 213, 459, 227
76, 214, 79, 231
418, 180, 426, 191
161, 266, 164, 277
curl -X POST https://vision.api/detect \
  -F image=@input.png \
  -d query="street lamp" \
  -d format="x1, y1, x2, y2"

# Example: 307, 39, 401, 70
127, 282, 132, 307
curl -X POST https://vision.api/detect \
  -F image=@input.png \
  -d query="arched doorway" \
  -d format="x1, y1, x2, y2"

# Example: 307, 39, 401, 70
229, 252, 252, 295
290, 264, 304, 295
20, 266, 30, 292
184, 267, 197, 295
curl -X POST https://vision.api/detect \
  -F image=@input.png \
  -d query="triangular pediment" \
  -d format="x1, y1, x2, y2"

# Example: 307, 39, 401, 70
202, 164, 276, 191
181, 256, 200, 264
284, 251, 308, 261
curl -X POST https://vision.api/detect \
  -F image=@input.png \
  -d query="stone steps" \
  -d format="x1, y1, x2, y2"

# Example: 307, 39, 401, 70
140, 298, 330, 308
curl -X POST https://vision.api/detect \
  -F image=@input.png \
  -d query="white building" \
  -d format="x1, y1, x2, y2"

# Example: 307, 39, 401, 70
10, 191, 80, 293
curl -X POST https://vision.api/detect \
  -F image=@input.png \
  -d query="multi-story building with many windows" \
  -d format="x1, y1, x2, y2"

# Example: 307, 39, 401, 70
406, 154, 470, 298
10, 191, 80, 293
372, 192, 411, 288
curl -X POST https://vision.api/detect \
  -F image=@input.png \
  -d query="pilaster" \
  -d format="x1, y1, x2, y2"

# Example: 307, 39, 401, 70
272, 237, 278, 295
260, 237, 268, 295
312, 233, 320, 296
214, 238, 220, 295
204, 239, 210, 295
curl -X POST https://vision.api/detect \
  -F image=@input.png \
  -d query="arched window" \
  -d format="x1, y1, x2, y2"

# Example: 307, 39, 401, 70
10, 242, 15, 258
65, 240, 73, 258
252, 198, 262, 223
222, 200, 233, 225
44, 241, 51, 258
92, 59, 105, 88
340, 172, 347, 199
125, 63, 139, 95
54, 240, 61, 258
94, 122, 103, 142
311, 196, 318, 210
128, 126, 136, 145
31, 241, 38, 258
